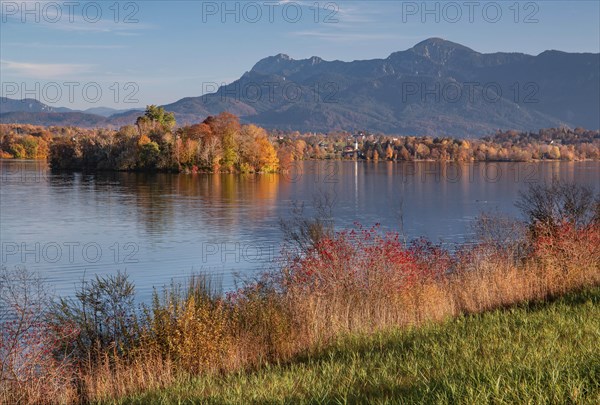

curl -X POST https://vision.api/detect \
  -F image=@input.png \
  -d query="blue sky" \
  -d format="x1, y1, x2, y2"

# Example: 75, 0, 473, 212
1, 0, 599, 110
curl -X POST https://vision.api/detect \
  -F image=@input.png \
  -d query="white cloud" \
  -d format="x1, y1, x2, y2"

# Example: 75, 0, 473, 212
0, 60, 93, 79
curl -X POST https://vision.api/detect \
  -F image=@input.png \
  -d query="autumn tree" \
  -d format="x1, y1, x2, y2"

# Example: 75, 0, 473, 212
183, 120, 221, 171
239, 124, 279, 172
256, 137, 279, 172
294, 139, 307, 160
206, 112, 240, 171
137, 134, 160, 169
385, 144, 394, 160
415, 143, 430, 159
398, 146, 411, 161
185, 123, 212, 141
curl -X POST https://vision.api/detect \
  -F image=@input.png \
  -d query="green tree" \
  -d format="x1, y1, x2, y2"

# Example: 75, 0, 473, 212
136, 105, 176, 134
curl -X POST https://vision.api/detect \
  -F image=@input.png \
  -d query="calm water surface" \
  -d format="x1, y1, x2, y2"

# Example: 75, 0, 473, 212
1, 160, 598, 300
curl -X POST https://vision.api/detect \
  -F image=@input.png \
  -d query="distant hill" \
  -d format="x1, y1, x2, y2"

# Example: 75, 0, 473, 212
0, 97, 141, 128
0, 111, 109, 127
0, 97, 61, 114
1, 38, 598, 136
164, 38, 598, 136
83, 107, 142, 117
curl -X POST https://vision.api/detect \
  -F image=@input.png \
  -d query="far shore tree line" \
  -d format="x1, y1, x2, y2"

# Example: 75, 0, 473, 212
0, 107, 598, 172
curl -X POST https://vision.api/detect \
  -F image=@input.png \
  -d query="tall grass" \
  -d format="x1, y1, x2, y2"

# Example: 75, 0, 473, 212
120, 286, 600, 404
1, 183, 599, 404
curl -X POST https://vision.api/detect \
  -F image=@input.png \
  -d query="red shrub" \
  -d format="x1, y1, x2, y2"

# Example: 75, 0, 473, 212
284, 224, 452, 294
531, 221, 600, 273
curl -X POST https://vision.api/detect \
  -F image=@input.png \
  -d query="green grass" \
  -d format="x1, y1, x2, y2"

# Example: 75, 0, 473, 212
114, 287, 600, 404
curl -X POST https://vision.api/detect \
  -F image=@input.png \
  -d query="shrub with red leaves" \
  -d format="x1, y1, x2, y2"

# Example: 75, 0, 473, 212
284, 224, 452, 294
531, 221, 600, 273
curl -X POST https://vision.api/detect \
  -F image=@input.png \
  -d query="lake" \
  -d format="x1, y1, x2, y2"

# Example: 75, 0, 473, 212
1, 160, 598, 300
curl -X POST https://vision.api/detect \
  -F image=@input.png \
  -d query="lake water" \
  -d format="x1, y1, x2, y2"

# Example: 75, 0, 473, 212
1, 160, 598, 300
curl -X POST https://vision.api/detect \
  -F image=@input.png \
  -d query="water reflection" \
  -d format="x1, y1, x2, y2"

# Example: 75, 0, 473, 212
1, 159, 598, 300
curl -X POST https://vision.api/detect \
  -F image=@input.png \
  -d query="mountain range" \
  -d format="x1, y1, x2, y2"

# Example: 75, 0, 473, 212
1, 38, 598, 137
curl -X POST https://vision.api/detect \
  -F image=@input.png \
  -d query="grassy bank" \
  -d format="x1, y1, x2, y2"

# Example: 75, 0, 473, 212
116, 286, 600, 404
